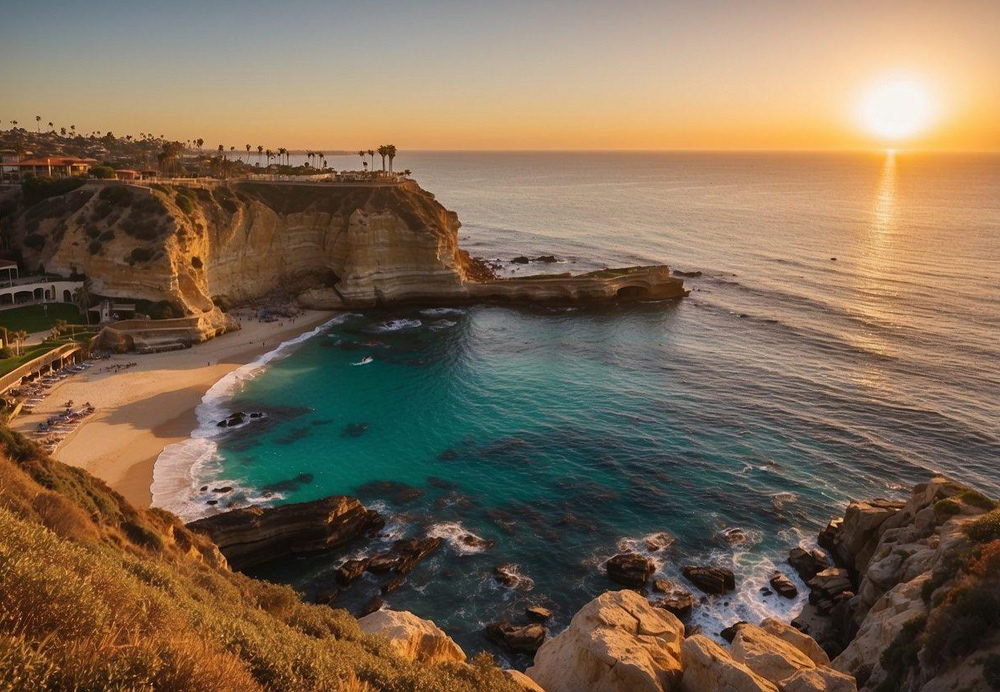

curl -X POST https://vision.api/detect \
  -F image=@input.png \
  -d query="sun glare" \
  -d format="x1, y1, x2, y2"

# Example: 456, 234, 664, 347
858, 78, 934, 142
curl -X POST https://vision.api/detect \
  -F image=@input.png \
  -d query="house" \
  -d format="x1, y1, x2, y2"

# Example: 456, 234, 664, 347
16, 156, 98, 178
0, 259, 18, 288
114, 169, 141, 180
0, 150, 20, 182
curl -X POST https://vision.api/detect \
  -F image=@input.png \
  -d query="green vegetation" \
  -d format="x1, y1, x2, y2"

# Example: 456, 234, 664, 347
87, 240, 102, 255
0, 426, 520, 691
89, 165, 116, 179
21, 177, 85, 208
23, 233, 46, 250
128, 247, 155, 265
959, 489, 998, 511
876, 616, 926, 692
966, 510, 1000, 543
0, 303, 86, 334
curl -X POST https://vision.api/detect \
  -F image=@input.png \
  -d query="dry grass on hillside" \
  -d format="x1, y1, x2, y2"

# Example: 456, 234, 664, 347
0, 425, 519, 692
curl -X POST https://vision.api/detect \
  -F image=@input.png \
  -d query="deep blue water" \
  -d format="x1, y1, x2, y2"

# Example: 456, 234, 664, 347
154, 152, 1000, 662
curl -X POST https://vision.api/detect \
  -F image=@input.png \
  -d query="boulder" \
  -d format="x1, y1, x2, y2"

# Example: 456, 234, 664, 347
759, 618, 830, 666
832, 499, 903, 572
730, 624, 817, 686
682, 565, 736, 594
788, 547, 829, 580
485, 622, 546, 654
679, 635, 779, 692
359, 595, 385, 616
645, 532, 674, 552
769, 571, 798, 598
187, 496, 383, 570
358, 609, 466, 665
606, 552, 655, 587
652, 578, 673, 593
527, 590, 684, 692
721, 621, 749, 643
526, 606, 553, 621
336, 558, 371, 585
494, 563, 532, 589
806, 568, 853, 614
365, 537, 442, 576
653, 591, 696, 620
783, 667, 857, 692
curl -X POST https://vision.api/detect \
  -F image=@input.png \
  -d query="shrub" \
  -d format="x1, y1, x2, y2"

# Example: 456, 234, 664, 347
969, 540, 1000, 579
191, 256, 203, 269
876, 616, 926, 692
0, 346, 13, 359
967, 510, 1000, 543
90, 200, 113, 221
83, 224, 101, 239
959, 489, 997, 511
87, 240, 102, 256
924, 583, 1000, 668
89, 166, 116, 179
128, 247, 154, 264
175, 195, 195, 215
935, 498, 961, 516
21, 176, 85, 207
98, 185, 132, 204
23, 233, 46, 250
99, 230, 115, 242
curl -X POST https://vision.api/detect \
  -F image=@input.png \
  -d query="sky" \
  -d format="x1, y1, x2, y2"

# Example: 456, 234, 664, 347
1, 0, 998, 151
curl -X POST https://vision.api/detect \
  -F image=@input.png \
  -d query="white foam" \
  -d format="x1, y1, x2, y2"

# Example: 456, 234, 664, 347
150, 314, 350, 522
352, 356, 374, 366
429, 320, 457, 330
372, 318, 422, 332
427, 521, 491, 555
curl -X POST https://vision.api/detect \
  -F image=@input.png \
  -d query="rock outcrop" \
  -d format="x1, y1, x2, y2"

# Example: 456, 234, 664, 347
526, 589, 684, 692
187, 495, 382, 569
357, 609, 466, 665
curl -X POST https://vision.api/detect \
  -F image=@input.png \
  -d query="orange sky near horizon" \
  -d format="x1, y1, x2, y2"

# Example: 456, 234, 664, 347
1, 1, 998, 152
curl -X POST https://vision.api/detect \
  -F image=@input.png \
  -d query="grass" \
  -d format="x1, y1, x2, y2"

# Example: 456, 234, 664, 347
0, 332, 97, 378
0, 303, 87, 334
0, 425, 521, 692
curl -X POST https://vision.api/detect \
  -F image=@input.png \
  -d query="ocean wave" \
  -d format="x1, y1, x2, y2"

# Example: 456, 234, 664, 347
150, 314, 349, 522
371, 318, 423, 333
427, 521, 492, 555
421, 308, 466, 317
352, 356, 374, 366
429, 320, 457, 330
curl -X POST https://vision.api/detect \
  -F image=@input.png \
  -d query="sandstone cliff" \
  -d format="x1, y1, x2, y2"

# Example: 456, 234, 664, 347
5, 180, 685, 325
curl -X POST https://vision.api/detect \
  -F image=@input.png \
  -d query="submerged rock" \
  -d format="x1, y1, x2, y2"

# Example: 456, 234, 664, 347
187, 495, 382, 570
606, 552, 655, 587
493, 563, 532, 590
789, 547, 829, 581
341, 422, 370, 438
336, 558, 371, 585
526, 605, 553, 621
645, 531, 675, 552
366, 537, 442, 576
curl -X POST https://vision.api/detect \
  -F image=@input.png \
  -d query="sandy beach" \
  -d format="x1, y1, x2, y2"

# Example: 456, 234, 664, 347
12, 310, 335, 508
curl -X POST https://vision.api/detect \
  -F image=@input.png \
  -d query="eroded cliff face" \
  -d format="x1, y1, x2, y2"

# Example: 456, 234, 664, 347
7, 180, 469, 315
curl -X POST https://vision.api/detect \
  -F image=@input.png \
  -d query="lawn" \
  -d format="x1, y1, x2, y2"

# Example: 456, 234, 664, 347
0, 332, 98, 377
0, 303, 88, 334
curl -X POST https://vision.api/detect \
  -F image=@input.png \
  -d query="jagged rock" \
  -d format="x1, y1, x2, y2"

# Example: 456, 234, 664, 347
359, 595, 385, 617
806, 568, 853, 614
527, 590, 684, 692
217, 412, 247, 427
535, 255, 559, 263
721, 621, 749, 643
770, 571, 799, 598
187, 495, 382, 570
336, 558, 370, 585
653, 590, 696, 619
789, 547, 829, 580
679, 635, 779, 692
645, 531, 674, 552
493, 563, 531, 589
760, 617, 830, 666
526, 606, 553, 621
672, 269, 702, 278
783, 667, 858, 692
832, 499, 903, 573
505, 670, 546, 692
731, 624, 818, 685
510, 256, 531, 264
683, 564, 736, 594
314, 583, 340, 604
652, 578, 673, 593
484, 622, 546, 654
381, 576, 405, 594
358, 609, 466, 664
606, 552, 655, 587
363, 537, 442, 576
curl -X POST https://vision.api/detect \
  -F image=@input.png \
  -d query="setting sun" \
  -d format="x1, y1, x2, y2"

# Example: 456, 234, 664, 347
858, 78, 935, 142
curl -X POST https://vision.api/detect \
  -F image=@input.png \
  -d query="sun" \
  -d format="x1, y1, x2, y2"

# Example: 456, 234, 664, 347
858, 78, 934, 142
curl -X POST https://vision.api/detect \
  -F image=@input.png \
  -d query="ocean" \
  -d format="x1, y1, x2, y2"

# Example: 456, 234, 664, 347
152, 151, 1000, 663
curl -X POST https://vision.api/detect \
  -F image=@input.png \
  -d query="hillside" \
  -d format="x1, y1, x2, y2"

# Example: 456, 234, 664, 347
0, 424, 519, 692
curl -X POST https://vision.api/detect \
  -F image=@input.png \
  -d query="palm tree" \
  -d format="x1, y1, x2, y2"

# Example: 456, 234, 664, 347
377, 145, 388, 172
278, 148, 288, 166
367, 149, 375, 171
11, 330, 28, 356
316, 152, 324, 170
196, 138, 204, 153
386, 144, 397, 174
257, 145, 264, 165
51, 319, 68, 340
358, 150, 366, 169
35, 116, 41, 133
47, 121, 54, 131
72, 281, 93, 324
403, 169, 412, 178
60, 127, 66, 136
265, 149, 274, 167
218, 144, 224, 157
245, 144, 251, 163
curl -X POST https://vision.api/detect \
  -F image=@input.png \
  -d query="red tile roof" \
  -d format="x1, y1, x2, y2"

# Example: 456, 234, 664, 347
16, 157, 98, 167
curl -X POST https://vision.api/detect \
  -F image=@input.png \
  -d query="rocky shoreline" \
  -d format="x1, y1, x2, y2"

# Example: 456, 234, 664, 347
186, 475, 1000, 691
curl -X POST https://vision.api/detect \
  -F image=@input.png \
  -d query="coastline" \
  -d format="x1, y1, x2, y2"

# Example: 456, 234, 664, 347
11, 310, 336, 508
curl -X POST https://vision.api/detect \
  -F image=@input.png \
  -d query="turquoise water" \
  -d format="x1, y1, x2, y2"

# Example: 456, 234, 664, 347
155, 152, 1000, 661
